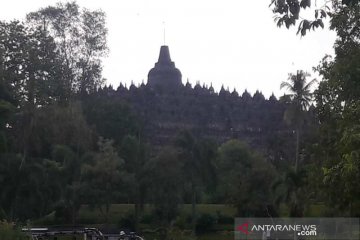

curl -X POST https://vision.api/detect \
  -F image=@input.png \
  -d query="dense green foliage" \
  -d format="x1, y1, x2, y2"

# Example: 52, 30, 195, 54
313, 2, 360, 215
271, 0, 360, 216
216, 140, 275, 216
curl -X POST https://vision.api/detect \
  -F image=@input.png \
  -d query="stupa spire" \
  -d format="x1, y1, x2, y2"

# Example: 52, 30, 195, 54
157, 45, 172, 64
163, 21, 166, 45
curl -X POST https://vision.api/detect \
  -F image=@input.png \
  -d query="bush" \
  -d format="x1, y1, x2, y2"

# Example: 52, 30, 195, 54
0, 221, 26, 240
140, 213, 155, 224
54, 201, 72, 223
195, 214, 216, 234
174, 215, 188, 229
118, 213, 136, 231
216, 211, 234, 224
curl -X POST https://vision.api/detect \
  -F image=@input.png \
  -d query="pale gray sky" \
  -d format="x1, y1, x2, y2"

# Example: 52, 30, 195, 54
1, 0, 336, 98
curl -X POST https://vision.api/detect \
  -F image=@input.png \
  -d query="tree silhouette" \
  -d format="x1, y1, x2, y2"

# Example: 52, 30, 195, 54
175, 131, 217, 234
280, 70, 317, 172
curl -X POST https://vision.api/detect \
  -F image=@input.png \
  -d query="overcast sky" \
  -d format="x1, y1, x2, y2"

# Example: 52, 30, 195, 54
1, 0, 337, 98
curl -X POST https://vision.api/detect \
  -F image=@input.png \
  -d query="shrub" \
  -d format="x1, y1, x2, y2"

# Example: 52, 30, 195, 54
140, 213, 155, 224
195, 213, 216, 234
118, 213, 136, 231
0, 221, 26, 240
216, 212, 234, 224
174, 215, 188, 229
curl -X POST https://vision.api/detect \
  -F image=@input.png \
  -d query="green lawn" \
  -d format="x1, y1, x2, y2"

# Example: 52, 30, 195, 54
37, 203, 329, 226
75, 204, 236, 225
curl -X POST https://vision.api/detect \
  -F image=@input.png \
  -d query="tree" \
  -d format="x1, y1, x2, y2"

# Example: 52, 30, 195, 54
270, 0, 360, 216
9, 102, 93, 159
314, 2, 360, 216
280, 70, 316, 172
0, 151, 65, 221
0, 81, 14, 153
5, 102, 94, 222
82, 94, 140, 145
0, 103, 93, 222
0, 20, 66, 170
26, 1, 108, 96
216, 140, 276, 216
119, 135, 148, 231
272, 168, 308, 217
175, 131, 217, 234
51, 144, 91, 224
0, 2, 111, 224
270, 0, 359, 36
0, 102, 95, 222
0, 20, 63, 106
81, 138, 125, 223
145, 147, 183, 238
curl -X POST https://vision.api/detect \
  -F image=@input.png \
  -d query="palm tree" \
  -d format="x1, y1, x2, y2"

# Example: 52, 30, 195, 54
272, 168, 307, 217
280, 70, 317, 172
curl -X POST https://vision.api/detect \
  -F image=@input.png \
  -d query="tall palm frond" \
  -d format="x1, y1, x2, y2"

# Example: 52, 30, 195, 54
280, 70, 317, 111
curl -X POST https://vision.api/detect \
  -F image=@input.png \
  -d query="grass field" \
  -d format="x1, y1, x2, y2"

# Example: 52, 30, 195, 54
73, 204, 237, 225
37, 203, 329, 225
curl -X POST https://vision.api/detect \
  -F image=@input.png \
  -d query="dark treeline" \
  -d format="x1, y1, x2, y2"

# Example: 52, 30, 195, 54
0, 0, 359, 237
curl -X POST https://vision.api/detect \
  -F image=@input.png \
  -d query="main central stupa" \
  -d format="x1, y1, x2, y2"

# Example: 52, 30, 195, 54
147, 45, 182, 90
